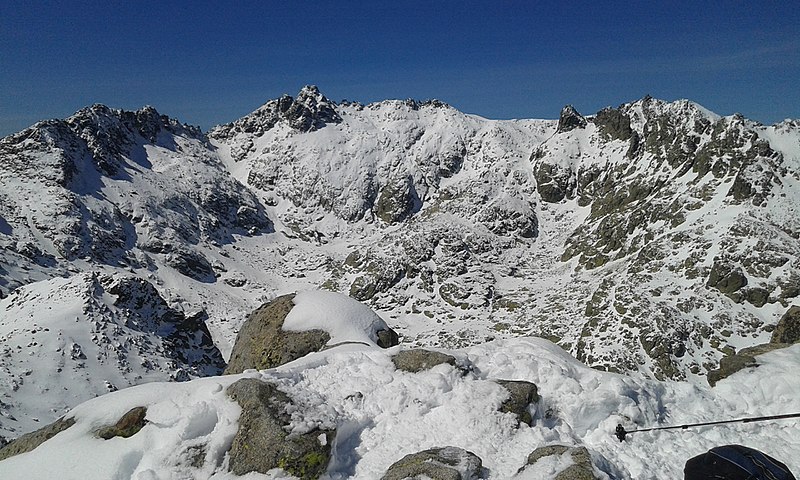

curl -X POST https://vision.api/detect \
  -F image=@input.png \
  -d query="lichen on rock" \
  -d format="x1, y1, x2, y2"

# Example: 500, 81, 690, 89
226, 378, 334, 479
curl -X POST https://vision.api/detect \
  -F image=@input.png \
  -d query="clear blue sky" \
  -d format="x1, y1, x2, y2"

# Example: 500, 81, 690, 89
2, 1, 798, 136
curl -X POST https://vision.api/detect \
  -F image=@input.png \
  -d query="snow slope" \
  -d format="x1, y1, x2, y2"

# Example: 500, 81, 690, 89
0, 272, 225, 438
1, 290, 798, 479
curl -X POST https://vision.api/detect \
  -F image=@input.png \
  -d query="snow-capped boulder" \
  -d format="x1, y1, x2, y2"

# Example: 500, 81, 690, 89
382, 446, 484, 480
224, 294, 330, 374
518, 445, 600, 479
225, 291, 399, 374
226, 378, 334, 478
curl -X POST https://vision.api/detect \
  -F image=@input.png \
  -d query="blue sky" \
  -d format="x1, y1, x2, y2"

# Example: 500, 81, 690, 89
2, 1, 798, 136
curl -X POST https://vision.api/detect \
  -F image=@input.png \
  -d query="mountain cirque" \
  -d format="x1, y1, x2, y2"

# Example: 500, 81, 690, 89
0, 86, 799, 435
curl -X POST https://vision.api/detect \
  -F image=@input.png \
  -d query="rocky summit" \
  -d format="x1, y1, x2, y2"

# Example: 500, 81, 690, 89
0, 87, 799, 438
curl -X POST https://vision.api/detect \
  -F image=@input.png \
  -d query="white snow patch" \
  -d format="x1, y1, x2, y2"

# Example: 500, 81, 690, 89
283, 290, 390, 346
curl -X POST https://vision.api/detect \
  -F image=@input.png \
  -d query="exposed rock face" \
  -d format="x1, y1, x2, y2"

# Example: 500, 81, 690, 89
391, 349, 457, 373
377, 328, 400, 348
226, 378, 334, 478
382, 446, 484, 480
707, 260, 748, 295
593, 107, 633, 141
535, 161, 575, 203
224, 294, 330, 374
496, 380, 539, 426
211, 85, 341, 146
375, 176, 418, 224
707, 305, 800, 386
0, 416, 75, 461
771, 305, 800, 344
96, 406, 148, 440
521, 445, 600, 479
557, 105, 587, 133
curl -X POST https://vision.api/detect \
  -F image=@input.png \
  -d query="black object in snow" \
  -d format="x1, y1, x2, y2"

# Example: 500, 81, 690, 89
684, 444, 796, 480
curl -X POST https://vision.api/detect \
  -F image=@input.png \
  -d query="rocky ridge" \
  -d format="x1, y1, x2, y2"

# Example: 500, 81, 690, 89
211, 89, 800, 381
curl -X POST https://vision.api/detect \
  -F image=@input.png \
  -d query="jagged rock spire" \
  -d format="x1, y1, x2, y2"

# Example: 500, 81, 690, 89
557, 104, 587, 132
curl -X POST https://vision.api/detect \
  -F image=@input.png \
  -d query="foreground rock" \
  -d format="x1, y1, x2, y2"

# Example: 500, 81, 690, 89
0, 417, 75, 461
227, 378, 335, 478
771, 306, 800, 344
391, 349, 457, 373
496, 380, 539, 426
519, 445, 600, 479
225, 293, 400, 374
708, 305, 800, 386
225, 294, 330, 374
382, 446, 484, 480
96, 406, 148, 440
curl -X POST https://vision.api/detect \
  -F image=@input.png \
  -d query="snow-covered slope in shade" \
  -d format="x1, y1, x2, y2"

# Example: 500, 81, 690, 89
0, 291, 797, 479
0, 272, 225, 438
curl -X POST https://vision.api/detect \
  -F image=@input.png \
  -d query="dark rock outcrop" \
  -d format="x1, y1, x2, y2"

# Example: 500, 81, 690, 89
224, 294, 330, 374
377, 328, 400, 348
557, 105, 587, 133
496, 380, 539, 426
392, 349, 457, 373
771, 305, 800, 344
0, 416, 75, 461
211, 86, 342, 142
96, 406, 148, 440
164, 248, 217, 282
535, 162, 575, 203
707, 261, 748, 296
593, 107, 633, 141
375, 176, 418, 224
382, 446, 483, 480
520, 445, 600, 479
226, 378, 334, 478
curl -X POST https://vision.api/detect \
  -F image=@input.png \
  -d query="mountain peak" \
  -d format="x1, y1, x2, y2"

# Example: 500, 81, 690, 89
557, 104, 587, 132
210, 86, 342, 142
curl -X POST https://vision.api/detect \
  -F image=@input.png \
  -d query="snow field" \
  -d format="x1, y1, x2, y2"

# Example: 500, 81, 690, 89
1, 337, 799, 479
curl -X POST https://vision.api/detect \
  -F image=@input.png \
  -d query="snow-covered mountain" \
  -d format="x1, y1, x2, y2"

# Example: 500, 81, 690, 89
209, 87, 800, 381
0, 86, 798, 439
